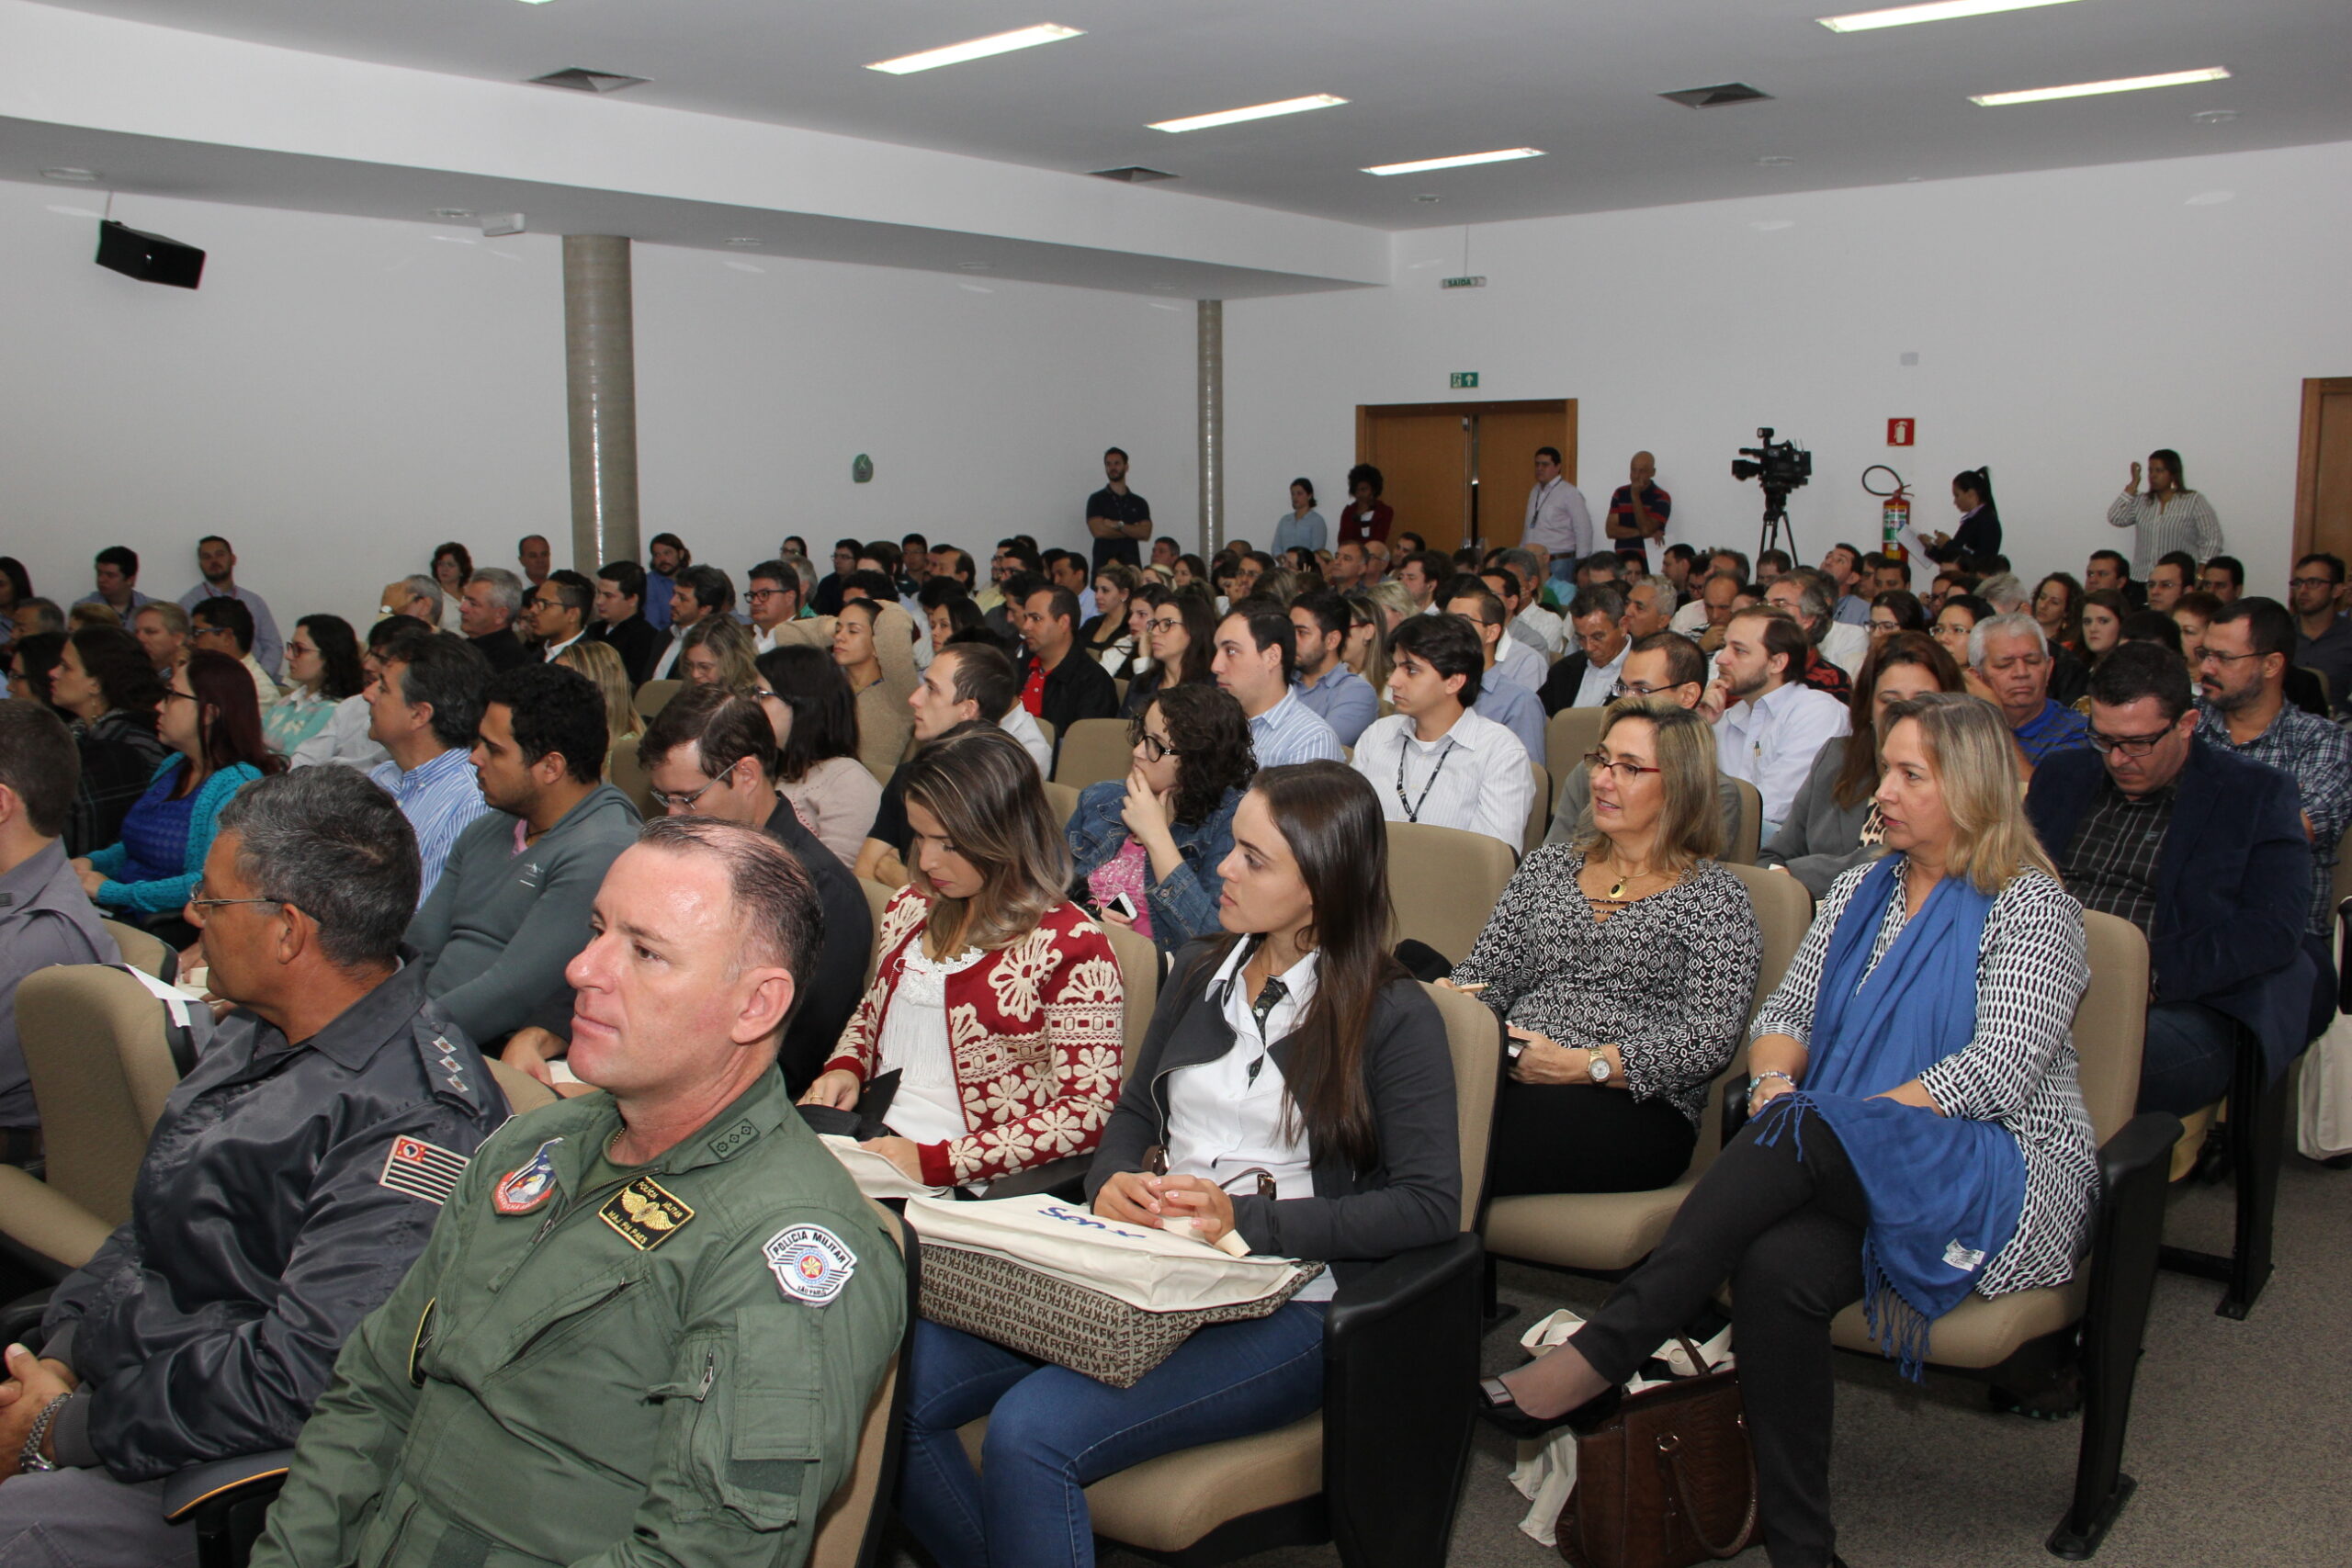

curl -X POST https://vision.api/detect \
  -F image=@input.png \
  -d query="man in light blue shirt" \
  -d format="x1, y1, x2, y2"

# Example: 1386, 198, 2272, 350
1289, 592, 1378, 748
1441, 583, 1546, 765
177, 535, 283, 675
1214, 599, 1343, 766
364, 629, 492, 905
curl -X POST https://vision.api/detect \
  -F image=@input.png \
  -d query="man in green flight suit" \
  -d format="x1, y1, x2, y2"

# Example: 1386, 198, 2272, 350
254, 817, 905, 1568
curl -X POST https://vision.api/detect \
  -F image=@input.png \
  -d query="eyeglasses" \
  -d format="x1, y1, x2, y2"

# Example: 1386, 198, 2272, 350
2086, 727, 2176, 758
187, 879, 285, 917
746, 587, 787, 603
2195, 649, 2263, 667
1147, 617, 1184, 634
1609, 679, 1683, 699
2290, 576, 2337, 590
160, 689, 197, 704
1583, 749, 1663, 782
649, 770, 733, 811
1129, 724, 1182, 762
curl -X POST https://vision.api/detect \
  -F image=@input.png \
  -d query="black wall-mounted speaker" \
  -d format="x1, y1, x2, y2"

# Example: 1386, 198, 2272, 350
96, 220, 205, 289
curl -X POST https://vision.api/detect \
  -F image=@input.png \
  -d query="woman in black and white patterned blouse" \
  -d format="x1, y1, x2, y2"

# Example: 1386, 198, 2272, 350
1446, 697, 1759, 1195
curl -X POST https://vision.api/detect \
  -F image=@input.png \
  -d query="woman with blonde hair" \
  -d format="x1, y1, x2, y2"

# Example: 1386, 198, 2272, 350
835, 596, 918, 776
800, 726, 1123, 1191
556, 639, 642, 748
1447, 696, 1760, 1196
1364, 578, 1416, 635
1340, 590, 1393, 695
1485, 693, 2096, 1568
677, 615, 759, 694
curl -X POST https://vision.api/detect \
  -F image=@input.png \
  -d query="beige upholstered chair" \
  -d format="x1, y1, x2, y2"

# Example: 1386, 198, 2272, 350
1385, 820, 1519, 970
486, 1058, 560, 1117
1041, 780, 1080, 826
855, 877, 896, 988
1051, 716, 1132, 792
1480, 861, 1815, 1276
1544, 707, 1608, 803
958, 977, 1503, 1565
605, 738, 655, 819
1522, 761, 1551, 854
1726, 777, 1763, 865
630, 677, 682, 720
101, 919, 176, 982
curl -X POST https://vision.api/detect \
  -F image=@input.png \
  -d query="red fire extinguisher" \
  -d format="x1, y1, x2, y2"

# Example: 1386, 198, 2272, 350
1863, 466, 1909, 563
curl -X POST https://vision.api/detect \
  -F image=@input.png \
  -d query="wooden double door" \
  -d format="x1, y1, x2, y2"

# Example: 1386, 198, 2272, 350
2297, 378, 2352, 568
1355, 399, 1577, 558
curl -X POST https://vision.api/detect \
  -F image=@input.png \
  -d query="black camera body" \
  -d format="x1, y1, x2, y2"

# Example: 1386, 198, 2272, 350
1731, 427, 1813, 498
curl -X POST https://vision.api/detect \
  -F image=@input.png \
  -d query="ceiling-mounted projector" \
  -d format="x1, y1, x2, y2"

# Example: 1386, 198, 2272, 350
96, 220, 205, 289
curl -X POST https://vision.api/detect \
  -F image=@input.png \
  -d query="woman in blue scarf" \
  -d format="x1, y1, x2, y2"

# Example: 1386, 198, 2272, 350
1480, 694, 2098, 1568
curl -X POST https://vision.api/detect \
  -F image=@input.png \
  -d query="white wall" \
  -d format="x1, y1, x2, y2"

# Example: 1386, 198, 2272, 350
0, 181, 1196, 628
1225, 141, 2352, 596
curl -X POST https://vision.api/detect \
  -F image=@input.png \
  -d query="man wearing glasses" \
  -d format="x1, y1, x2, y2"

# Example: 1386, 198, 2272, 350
746, 558, 830, 655
0, 768, 506, 1554
1544, 635, 1742, 850
2288, 554, 2352, 718
2026, 643, 2317, 1115
527, 570, 594, 663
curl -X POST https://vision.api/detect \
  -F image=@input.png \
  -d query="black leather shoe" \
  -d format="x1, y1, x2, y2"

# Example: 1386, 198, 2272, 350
1476, 1375, 1623, 1439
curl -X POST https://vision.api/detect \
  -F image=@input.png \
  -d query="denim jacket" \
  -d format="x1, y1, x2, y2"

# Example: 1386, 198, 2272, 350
1066, 782, 1245, 956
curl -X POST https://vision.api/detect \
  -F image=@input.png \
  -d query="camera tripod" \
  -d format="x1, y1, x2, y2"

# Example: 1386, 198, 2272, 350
1756, 490, 1798, 562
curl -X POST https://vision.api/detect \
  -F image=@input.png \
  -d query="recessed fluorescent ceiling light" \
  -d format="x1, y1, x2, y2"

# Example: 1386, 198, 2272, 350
1817, 0, 2077, 34
1149, 94, 1346, 133
867, 24, 1081, 75
1972, 66, 2229, 106
1363, 147, 1544, 176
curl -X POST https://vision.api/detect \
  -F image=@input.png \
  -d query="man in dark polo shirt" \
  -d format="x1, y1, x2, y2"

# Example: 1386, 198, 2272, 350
1086, 446, 1152, 570
1017, 586, 1119, 746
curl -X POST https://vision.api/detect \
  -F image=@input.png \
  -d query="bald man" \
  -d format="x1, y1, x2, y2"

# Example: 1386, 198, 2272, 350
1605, 452, 1671, 573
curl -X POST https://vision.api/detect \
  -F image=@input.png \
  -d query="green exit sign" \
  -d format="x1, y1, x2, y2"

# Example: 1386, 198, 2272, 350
1450, 372, 1480, 389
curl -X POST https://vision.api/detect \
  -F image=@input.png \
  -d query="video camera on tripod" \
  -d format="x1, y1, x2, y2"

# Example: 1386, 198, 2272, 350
1731, 427, 1813, 557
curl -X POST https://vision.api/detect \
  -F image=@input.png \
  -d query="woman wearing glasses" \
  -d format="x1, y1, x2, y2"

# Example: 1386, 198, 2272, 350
1485, 694, 2095, 1568
1446, 696, 1760, 1198
1120, 588, 1217, 720
899, 762, 1458, 1568
263, 615, 367, 757
755, 644, 880, 868
1067, 684, 1257, 958
72, 650, 282, 931
800, 727, 1124, 1191
1760, 632, 1965, 898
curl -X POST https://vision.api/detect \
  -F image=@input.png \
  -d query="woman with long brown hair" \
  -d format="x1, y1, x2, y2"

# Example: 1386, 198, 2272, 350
1119, 585, 1218, 719
1758, 631, 1966, 897
47, 626, 168, 856
73, 649, 282, 924
896, 761, 1461, 1568
800, 726, 1123, 1191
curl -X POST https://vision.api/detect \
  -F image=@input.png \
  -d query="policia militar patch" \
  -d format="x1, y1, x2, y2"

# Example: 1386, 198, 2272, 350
599, 1177, 696, 1250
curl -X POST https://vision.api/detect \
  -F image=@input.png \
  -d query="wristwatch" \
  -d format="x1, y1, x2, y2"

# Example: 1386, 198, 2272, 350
1588, 1053, 1613, 1085
19, 1394, 66, 1473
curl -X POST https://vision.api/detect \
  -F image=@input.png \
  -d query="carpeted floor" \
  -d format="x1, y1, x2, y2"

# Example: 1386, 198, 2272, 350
896, 1154, 2352, 1567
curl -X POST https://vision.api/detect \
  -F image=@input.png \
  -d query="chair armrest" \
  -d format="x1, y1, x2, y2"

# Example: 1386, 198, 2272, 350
978, 1156, 1091, 1203
2098, 1111, 2183, 1205
1321, 1235, 1484, 1568
0, 1291, 53, 1348
164, 1450, 297, 1523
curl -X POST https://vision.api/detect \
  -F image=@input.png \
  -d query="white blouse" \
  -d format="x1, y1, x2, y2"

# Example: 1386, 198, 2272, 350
875, 943, 988, 1151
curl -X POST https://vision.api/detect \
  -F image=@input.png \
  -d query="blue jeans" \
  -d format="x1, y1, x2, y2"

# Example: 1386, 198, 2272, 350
898, 1302, 1329, 1568
2140, 1001, 2243, 1115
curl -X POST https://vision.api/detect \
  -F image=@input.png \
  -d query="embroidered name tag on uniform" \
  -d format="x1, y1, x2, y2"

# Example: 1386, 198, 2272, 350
763, 1224, 856, 1304
379, 1137, 470, 1206
492, 1137, 565, 1214
600, 1178, 695, 1250
1942, 1238, 1987, 1271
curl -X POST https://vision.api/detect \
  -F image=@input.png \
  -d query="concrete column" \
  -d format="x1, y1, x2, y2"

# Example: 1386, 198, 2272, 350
562, 235, 639, 569
1197, 299, 1224, 556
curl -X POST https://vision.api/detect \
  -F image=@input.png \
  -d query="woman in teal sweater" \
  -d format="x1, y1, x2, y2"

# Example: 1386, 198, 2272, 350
75, 651, 281, 919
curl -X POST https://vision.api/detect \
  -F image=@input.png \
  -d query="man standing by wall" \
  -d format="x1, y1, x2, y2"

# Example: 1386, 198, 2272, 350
1521, 446, 1593, 585
1604, 452, 1670, 573
179, 536, 282, 675
1087, 446, 1152, 571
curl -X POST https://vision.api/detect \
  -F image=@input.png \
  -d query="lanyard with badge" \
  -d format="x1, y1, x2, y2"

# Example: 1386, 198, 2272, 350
1394, 736, 1460, 823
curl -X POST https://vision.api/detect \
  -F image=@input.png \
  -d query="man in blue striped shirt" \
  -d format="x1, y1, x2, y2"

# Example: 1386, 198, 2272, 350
1213, 598, 1344, 767
366, 629, 492, 906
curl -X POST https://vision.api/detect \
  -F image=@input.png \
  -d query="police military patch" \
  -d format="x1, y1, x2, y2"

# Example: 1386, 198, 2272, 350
492, 1137, 565, 1214
763, 1224, 856, 1305
379, 1136, 469, 1206
599, 1178, 695, 1250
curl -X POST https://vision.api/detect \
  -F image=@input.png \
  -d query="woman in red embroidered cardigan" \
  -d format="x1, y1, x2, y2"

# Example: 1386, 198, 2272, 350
801, 726, 1125, 1189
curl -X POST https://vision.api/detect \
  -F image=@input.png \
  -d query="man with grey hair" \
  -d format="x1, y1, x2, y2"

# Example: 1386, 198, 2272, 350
253, 818, 904, 1568
1766, 568, 1870, 680
0, 768, 506, 1556
1622, 574, 1677, 642
1971, 611, 2090, 763
458, 567, 529, 671
1975, 572, 2030, 616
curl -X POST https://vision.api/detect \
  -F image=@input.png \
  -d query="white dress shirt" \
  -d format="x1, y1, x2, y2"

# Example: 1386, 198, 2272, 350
999, 706, 1053, 776
1351, 705, 1534, 850
649, 631, 684, 681
540, 630, 585, 662
1669, 599, 1712, 641
1522, 478, 1594, 561
1516, 604, 1566, 658
1166, 942, 1331, 1301
1715, 681, 1851, 838
1574, 640, 1630, 708
1819, 620, 1871, 679
1491, 632, 1544, 694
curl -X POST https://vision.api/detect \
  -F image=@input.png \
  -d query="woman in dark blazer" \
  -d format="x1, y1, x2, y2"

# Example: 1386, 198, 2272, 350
897, 761, 1461, 1568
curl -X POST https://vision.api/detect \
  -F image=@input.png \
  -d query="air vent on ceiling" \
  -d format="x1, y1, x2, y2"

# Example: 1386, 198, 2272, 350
529, 68, 650, 93
1659, 82, 1772, 109
1091, 166, 1179, 184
